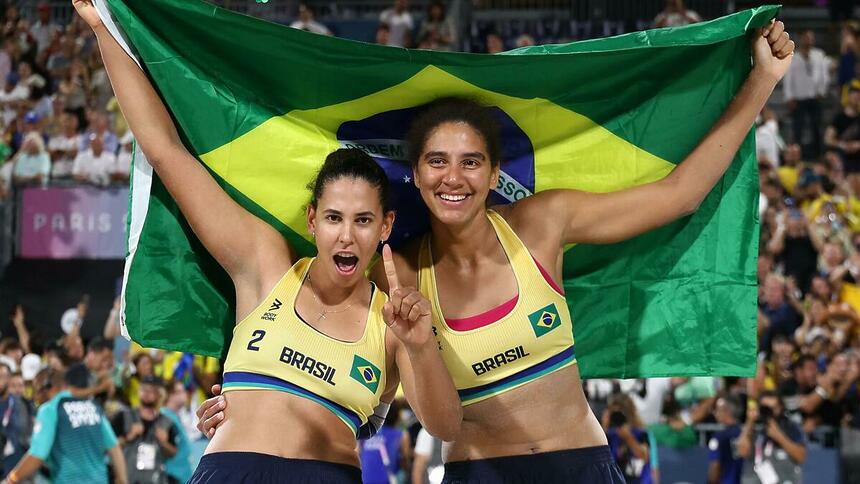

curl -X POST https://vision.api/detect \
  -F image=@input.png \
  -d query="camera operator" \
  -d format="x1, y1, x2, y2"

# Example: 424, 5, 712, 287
738, 391, 806, 484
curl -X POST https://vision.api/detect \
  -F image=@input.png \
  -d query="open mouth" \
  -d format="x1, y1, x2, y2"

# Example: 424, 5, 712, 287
333, 253, 359, 275
437, 193, 470, 204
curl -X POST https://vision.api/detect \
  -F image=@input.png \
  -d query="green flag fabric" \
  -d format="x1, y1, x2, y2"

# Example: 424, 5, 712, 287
107, 0, 773, 378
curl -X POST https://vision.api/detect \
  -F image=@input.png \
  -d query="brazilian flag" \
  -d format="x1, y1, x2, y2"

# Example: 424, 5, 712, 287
106, 0, 773, 378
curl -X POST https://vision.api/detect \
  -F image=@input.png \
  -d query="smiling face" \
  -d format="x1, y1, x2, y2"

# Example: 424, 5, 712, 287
413, 121, 499, 228
307, 176, 393, 285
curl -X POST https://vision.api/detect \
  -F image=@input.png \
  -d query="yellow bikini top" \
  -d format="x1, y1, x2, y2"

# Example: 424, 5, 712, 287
222, 257, 388, 435
418, 210, 576, 406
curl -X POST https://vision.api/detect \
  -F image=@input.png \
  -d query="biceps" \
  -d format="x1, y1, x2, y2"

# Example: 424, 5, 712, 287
562, 181, 686, 245
153, 147, 276, 277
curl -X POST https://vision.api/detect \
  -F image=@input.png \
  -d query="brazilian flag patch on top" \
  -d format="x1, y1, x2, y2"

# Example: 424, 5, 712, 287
350, 355, 381, 394
529, 304, 561, 338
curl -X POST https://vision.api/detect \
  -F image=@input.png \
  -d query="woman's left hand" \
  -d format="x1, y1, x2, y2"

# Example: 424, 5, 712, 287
381, 244, 434, 350
753, 20, 794, 83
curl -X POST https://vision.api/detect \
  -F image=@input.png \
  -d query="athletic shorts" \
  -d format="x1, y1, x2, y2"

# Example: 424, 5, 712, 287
189, 451, 362, 484
442, 445, 625, 484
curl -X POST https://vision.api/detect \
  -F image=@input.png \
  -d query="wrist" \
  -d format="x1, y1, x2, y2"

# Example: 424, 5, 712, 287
815, 385, 831, 400
749, 68, 780, 89
404, 339, 438, 359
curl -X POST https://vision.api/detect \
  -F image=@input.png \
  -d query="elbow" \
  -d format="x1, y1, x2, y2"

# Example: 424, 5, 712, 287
793, 448, 807, 465
424, 406, 462, 442
681, 198, 701, 217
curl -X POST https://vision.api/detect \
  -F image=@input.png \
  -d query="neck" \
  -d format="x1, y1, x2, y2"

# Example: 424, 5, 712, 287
307, 260, 367, 307
429, 210, 495, 266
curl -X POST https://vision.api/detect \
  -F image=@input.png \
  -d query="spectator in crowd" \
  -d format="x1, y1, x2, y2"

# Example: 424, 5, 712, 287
515, 34, 535, 48
114, 375, 178, 484
417, 1, 455, 51
5, 365, 127, 484
288, 3, 331, 36
784, 30, 829, 158
81, 110, 117, 153
838, 21, 859, 96
30, 4, 58, 55
72, 131, 115, 186
375, 23, 391, 45
124, 352, 154, 409
756, 108, 783, 167
162, 380, 193, 484
113, 130, 132, 183
653, 0, 701, 28
648, 396, 697, 450
412, 426, 443, 484
767, 208, 820, 294
10, 132, 48, 188
379, 0, 413, 47
760, 274, 803, 352
707, 396, 744, 484
0, 362, 35, 479
77, 337, 115, 408
604, 393, 652, 484
0, 72, 27, 126
48, 111, 81, 181
485, 32, 504, 54
826, 79, 860, 193
738, 391, 806, 483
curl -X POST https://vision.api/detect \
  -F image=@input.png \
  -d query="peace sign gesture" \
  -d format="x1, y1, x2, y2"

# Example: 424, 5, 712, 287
381, 244, 434, 350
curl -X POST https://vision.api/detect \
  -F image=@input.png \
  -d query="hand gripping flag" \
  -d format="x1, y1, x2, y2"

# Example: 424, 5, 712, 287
103, 0, 776, 378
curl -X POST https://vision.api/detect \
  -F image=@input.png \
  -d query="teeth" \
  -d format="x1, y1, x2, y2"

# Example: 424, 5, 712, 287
439, 193, 467, 202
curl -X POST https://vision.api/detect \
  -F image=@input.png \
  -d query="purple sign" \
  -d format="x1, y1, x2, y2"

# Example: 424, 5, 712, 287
19, 187, 128, 259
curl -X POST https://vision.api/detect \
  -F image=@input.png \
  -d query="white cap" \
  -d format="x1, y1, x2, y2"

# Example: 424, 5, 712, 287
60, 308, 80, 335
20, 354, 42, 381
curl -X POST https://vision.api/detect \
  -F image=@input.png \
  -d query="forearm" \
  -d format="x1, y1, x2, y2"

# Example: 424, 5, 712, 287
620, 432, 649, 461
7, 454, 43, 482
13, 322, 30, 354
108, 444, 128, 484
402, 343, 462, 441
158, 440, 177, 458
92, 25, 182, 164
773, 433, 806, 464
669, 71, 778, 212
737, 425, 754, 458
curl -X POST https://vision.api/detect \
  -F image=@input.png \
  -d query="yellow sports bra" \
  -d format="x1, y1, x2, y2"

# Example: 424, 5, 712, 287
222, 258, 388, 435
418, 210, 576, 406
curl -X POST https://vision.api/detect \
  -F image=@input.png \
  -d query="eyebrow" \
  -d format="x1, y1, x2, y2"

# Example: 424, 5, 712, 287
322, 208, 376, 217
424, 151, 486, 160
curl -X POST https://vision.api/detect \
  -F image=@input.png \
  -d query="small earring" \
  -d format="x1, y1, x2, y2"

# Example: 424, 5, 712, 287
310, 231, 315, 238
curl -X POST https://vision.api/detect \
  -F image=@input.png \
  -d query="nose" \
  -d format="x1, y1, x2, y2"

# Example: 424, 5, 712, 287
442, 164, 462, 186
338, 222, 354, 244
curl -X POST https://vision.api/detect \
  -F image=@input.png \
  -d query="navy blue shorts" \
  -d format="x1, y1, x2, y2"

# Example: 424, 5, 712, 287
441, 445, 625, 484
189, 451, 362, 484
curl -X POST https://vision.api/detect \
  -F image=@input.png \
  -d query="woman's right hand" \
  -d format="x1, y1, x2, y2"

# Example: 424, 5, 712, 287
72, 0, 104, 30
195, 384, 227, 438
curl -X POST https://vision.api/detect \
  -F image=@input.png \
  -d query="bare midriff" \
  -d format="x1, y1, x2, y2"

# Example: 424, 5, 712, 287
205, 390, 360, 467
443, 364, 607, 462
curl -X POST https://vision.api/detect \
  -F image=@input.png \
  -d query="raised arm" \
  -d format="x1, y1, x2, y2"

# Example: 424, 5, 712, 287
381, 245, 461, 441
511, 22, 793, 247
72, 0, 293, 281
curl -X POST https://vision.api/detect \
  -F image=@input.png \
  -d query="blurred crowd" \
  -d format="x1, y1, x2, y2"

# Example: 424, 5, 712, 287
0, 3, 133, 201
